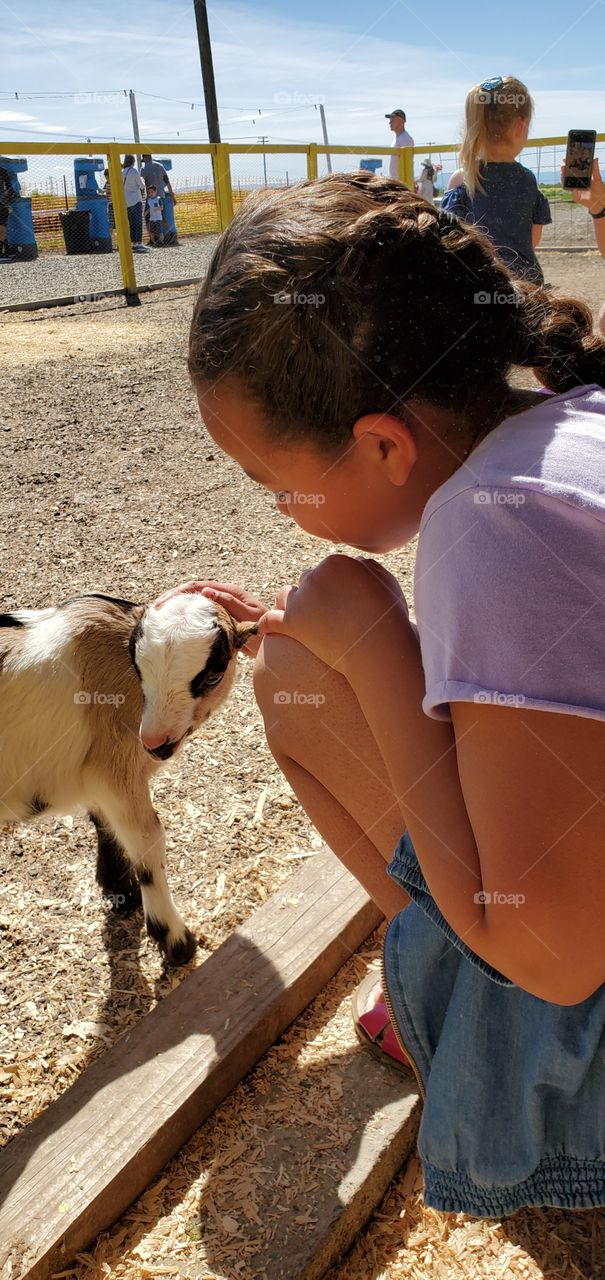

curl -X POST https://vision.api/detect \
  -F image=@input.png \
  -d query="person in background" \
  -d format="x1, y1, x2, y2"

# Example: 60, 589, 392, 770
440, 75, 551, 283
146, 184, 164, 246
122, 155, 148, 254
0, 164, 16, 262
386, 109, 414, 180
416, 159, 442, 203
562, 156, 605, 335
141, 153, 178, 246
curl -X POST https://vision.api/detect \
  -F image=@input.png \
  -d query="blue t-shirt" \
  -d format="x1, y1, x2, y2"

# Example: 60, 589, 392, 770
440, 161, 551, 284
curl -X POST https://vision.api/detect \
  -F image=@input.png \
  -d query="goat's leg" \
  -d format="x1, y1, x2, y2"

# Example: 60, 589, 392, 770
90, 791, 196, 965
89, 812, 142, 913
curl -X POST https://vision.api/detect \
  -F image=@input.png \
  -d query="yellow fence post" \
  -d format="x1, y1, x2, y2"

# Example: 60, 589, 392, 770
307, 144, 318, 181
397, 147, 414, 190
213, 143, 234, 232
106, 145, 139, 305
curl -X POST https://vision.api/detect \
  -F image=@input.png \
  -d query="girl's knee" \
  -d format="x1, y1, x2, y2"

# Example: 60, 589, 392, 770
253, 636, 335, 749
253, 634, 322, 705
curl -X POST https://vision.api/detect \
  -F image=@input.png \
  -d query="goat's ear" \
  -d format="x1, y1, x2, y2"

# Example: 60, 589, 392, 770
233, 620, 258, 650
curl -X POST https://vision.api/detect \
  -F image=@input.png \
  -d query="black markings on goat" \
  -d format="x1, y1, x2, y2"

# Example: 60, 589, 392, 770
29, 795, 48, 815
61, 593, 140, 613
0, 614, 25, 628
190, 626, 232, 698
146, 916, 170, 944
128, 617, 143, 680
138, 866, 154, 886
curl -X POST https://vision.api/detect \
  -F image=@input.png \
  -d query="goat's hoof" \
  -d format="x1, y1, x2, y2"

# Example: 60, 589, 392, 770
166, 928, 197, 966
146, 916, 197, 965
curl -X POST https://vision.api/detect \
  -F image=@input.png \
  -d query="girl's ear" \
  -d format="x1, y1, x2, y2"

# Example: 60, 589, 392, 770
352, 413, 417, 485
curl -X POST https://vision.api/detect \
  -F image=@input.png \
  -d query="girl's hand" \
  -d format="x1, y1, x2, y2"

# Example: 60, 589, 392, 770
257, 555, 409, 675
560, 158, 605, 213
154, 580, 269, 657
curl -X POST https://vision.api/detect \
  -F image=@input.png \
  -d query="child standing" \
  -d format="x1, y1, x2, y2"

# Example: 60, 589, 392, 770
164, 171, 605, 1219
146, 184, 164, 246
441, 75, 551, 283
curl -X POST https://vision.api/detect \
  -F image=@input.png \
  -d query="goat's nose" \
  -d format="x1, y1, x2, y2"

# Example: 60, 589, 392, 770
141, 731, 170, 752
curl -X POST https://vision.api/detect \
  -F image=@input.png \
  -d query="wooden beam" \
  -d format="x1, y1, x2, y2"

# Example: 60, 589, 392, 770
0, 850, 382, 1280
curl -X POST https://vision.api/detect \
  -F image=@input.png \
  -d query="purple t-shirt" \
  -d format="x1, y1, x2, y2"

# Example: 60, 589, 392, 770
414, 384, 605, 722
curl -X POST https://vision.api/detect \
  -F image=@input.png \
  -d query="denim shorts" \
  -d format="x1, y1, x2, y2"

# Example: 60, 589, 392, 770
383, 831, 605, 1218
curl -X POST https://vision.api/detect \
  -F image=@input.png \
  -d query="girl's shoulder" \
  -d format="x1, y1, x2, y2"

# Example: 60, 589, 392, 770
421, 385, 605, 533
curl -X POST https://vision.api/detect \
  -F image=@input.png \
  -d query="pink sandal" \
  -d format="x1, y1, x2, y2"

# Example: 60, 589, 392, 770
352, 971, 412, 1073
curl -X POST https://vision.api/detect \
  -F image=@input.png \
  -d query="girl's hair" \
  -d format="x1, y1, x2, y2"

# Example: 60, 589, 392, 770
189, 171, 605, 457
460, 76, 532, 196
123, 154, 135, 168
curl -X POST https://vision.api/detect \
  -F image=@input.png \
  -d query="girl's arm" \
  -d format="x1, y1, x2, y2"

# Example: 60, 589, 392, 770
342, 624, 605, 1006
532, 225, 543, 246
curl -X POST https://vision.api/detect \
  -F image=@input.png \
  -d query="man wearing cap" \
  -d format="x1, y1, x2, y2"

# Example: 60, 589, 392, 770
386, 110, 414, 180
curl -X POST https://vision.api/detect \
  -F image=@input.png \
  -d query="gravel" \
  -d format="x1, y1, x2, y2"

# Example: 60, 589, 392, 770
0, 235, 219, 308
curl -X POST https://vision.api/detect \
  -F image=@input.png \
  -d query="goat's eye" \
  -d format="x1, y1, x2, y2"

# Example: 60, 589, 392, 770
204, 672, 224, 688
190, 669, 224, 698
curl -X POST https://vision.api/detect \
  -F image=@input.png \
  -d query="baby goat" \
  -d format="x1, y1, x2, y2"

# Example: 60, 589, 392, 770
0, 592, 256, 964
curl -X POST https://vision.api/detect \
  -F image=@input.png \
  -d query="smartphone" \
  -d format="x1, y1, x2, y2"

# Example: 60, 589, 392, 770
563, 130, 597, 189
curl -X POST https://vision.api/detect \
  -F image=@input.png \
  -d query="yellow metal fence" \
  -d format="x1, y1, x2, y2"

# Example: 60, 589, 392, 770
1, 135, 604, 307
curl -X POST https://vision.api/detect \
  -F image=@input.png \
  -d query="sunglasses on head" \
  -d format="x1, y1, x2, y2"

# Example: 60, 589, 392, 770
479, 75, 504, 91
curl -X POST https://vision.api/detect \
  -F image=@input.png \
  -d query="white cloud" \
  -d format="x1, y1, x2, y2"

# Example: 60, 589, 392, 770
0, 110, 37, 122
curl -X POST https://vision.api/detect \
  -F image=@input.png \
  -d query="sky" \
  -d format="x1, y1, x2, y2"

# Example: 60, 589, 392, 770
2, 0, 605, 185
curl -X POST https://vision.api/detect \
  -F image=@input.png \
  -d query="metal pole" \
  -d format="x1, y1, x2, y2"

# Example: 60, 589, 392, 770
193, 0, 221, 142
318, 103, 332, 173
258, 136, 268, 185
129, 90, 140, 144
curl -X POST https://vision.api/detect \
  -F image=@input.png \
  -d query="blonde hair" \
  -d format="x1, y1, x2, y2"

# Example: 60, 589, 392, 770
460, 76, 533, 196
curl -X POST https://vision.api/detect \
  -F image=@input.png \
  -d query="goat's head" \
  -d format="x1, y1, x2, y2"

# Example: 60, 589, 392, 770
129, 594, 256, 761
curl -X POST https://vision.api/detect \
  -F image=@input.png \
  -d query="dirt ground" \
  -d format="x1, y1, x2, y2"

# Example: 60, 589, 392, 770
0, 248, 604, 1278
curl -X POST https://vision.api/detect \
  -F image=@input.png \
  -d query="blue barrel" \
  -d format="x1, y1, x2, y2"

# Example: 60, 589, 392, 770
74, 159, 112, 253
359, 159, 383, 174
0, 156, 38, 260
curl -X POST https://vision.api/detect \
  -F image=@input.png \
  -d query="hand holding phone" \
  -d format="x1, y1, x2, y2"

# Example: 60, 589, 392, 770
563, 130, 597, 189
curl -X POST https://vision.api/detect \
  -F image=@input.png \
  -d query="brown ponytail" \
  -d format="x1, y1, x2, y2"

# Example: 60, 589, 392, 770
513, 282, 605, 391
189, 171, 605, 454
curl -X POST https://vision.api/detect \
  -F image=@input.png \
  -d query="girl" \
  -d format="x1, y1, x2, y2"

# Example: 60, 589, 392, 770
165, 170, 605, 1218
441, 75, 551, 284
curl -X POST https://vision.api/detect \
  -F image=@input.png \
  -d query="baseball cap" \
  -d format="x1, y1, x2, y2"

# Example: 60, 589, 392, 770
385, 108, 406, 118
